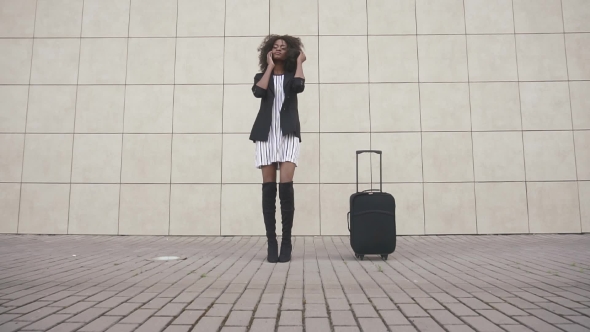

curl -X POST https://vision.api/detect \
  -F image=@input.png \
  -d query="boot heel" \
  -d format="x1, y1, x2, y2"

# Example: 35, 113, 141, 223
278, 241, 292, 262
267, 239, 278, 263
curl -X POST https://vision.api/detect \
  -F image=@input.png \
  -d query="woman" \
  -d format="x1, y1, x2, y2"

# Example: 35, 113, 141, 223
250, 35, 306, 263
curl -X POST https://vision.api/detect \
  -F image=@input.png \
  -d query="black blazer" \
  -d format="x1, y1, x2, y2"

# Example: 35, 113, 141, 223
249, 71, 305, 142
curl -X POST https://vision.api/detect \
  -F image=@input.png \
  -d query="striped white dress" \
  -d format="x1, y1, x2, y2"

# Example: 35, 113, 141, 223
255, 74, 300, 169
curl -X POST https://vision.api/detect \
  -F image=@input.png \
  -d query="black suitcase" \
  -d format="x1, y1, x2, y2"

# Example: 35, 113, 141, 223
347, 150, 396, 260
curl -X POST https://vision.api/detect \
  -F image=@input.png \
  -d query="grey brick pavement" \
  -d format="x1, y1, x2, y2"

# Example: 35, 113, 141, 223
0, 234, 589, 332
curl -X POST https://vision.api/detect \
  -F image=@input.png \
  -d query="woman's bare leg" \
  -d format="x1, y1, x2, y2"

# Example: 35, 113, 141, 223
261, 164, 277, 183
278, 162, 296, 183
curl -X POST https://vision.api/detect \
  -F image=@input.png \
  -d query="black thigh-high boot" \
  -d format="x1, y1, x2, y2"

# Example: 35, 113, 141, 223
262, 182, 278, 263
278, 181, 294, 262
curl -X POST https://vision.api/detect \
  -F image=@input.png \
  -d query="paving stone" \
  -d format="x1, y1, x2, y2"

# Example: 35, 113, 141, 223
171, 310, 203, 325
277, 327, 303, 332
305, 318, 330, 332
399, 303, 429, 317
445, 325, 476, 332
105, 303, 142, 316
96, 297, 130, 309
555, 323, 590, 332
87, 292, 118, 303
389, 325, 418, 332
501, 324, 534, 332
406, 288, 430, 298
43, 292, 77, 302
428, 309, 463, 325
220, 327, 246, 332
504, 298, 539, 310
142, 298, 172, 310
234, 290, 263, 310
14, 306, 60, 321
47, 322, 85, 332
567, 316, 590, 328
446, 303, 478, 317
8, 301, 52, 314
526, 308, 572, 324
163, 326, 190, 332
155, 303, 186, 317
537, 302, 580, 316
120, 309, 156, 324
304, 304, 328, 318
330, 310, 356, 326
254, 304, 278, 318
0, 314, 21, 324
490, 302, 528, 316
462, 316, 505, 332
411, 317, 446, 332
516, 316, 562, 332
281, 298, 303, 311
513, 292, 548, 303
279, 311, 302, 326
327, 298, 350, 311
224, 310, 252, 326
78, 316, 120, 331
370, 298, 395, 310
430, 292, 459, 303
205, 304, 232, 317
472, 292, 503, 303
351, 304, 379, 318
20, 313, 70, 330
555, 292, 590, 303
334, 327, 360, 332
129, 294, 158, 304
216, 293, 240, 304
415, 297, 444, 310
192, 317, 224, 332
477, 309, 518, 325
545, 297, 585, 309
59, 302, 96, 315
171, 293, 198, 304
346, 294, 369, 304
249, 318, 275, 332
67, 308, 110, 323
303, 294, 324, 304
0, 321, 30, 332
358, 318, 387, 332
0, 235, 589, 332
380, 310, 410, 325
104, 324, 140, 332
135, 316, 173, 332
186, 298, 214, 310
460, 298, 493, 310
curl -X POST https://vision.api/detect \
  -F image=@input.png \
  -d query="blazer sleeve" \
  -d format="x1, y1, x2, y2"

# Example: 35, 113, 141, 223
251, 73, 266, 98
291, 77, 305, 94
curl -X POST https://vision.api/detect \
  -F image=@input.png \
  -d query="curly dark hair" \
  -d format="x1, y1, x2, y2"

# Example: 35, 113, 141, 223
258, 34, 304, 73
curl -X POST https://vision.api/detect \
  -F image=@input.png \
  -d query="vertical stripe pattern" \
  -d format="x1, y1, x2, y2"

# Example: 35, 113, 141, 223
255, 74, 300, 169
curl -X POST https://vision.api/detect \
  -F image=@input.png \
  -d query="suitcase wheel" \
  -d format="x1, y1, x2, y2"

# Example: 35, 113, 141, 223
355, 254, 364, 260
381, 254, 388, 260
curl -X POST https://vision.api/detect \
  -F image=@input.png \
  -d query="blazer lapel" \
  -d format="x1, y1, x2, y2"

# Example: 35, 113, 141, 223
283, 72, 294, 92
268, 73, 275, 97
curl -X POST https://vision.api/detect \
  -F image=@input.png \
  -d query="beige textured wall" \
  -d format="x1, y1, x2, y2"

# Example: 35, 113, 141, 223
0, 0, 589, 236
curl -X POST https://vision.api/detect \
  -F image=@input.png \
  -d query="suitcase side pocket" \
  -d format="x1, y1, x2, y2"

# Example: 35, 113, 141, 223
350, 209, 396, 254
350, 210, 395, 229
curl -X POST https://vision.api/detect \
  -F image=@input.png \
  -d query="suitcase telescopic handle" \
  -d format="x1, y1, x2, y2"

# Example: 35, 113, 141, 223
356, 150, 382, 155
356, 150, 382, 193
